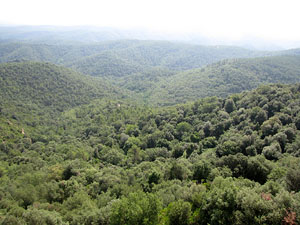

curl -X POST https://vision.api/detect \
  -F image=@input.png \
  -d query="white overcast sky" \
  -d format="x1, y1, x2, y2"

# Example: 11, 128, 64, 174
1, 0, 300, 41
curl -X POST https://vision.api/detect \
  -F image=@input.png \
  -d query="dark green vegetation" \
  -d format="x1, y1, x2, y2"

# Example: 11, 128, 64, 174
1, 75, 300, 224
1, 37, 300, 224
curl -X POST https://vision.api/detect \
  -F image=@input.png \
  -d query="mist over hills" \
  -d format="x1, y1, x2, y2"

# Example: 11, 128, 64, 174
1, 25, 300, 50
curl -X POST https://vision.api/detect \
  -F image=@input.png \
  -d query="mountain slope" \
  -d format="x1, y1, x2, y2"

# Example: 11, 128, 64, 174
148, 55, 300, 105
0, 41, 138, 64
67, 41, 271, 77
0, 62, 125, 116
0, 40, 276, 78
67, 50, 147, 77
2, 41, 300, 108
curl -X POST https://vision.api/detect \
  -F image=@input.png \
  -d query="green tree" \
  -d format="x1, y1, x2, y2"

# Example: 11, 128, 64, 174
110, 191, 161, 225
224, 98, 236, 113
165, 200, 192, 225
261, 116, 282, 137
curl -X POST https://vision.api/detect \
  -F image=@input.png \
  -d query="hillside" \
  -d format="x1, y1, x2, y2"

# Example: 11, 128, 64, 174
0, 40, 276, 78
70, 41, 267, 73
60, 41, 274, 77
1, 44, 300, 107
0, 62, 126, 122
67, 50, 147, 77
147, 55, 300, 105
1, 84, 300, 224
0, 41, 137, 64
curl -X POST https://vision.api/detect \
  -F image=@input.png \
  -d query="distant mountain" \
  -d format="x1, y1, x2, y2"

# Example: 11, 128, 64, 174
68, 41, 272, 77
0, 40, 139, 64
0, 26, 176, 43
1, 42, 300, 107
281, 48, 300, 56
146, 55, 300, 105
0, 40, 277, 78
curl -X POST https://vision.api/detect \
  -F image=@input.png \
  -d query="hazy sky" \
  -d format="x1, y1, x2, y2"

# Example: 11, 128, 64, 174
1, 0, 300, 41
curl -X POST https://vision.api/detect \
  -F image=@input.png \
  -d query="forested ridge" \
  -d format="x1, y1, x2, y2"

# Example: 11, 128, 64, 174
2, 41, 300, 106
1, 38, 300, 224
147, 55, 300, 105
0, 40, 289, 77
0, 61, 130, 118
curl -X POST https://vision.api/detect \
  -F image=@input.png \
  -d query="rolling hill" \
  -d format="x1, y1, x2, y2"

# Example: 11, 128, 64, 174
1, 45, 300, 107
0, 61, 127, 124
0, 40, 278, 78
146, 55, 300, 105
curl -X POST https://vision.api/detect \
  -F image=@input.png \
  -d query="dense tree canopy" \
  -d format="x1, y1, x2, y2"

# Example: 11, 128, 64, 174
1, 81, 300, 224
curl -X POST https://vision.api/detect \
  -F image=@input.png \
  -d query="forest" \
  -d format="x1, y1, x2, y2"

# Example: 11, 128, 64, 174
0, 35, 300, 225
